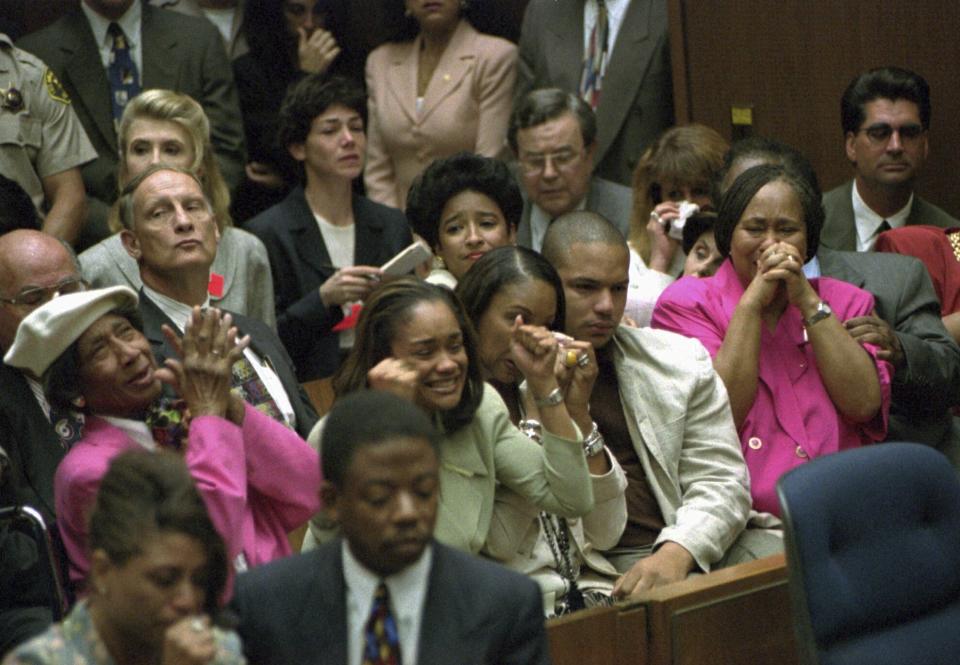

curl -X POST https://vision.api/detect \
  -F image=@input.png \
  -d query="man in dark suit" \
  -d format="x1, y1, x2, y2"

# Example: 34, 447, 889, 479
245, 76, 412, 382
0, 230, 84, 654
115, 163, 317, 438
508, 88, 633, 251
18, 0, 245, 248
516, 0, 673, 186
721, 137, 960, 455
820, 67, 958, 252
231, 389, 551, 665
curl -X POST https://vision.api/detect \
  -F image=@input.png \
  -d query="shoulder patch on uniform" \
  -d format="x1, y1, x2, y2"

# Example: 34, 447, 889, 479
44, 69, 70, 104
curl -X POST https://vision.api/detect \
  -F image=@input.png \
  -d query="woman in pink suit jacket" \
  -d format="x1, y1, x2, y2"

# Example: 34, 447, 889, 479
364, 1, 517, 209
3, 287, 320, 590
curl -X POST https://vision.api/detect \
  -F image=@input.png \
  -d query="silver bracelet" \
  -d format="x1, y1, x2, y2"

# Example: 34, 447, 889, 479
534, 387, 564, 408
583, 421, 605, 457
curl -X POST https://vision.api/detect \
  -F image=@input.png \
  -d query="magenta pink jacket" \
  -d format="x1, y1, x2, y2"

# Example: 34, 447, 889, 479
652, 260, 892, 515
54, 404, 320, 587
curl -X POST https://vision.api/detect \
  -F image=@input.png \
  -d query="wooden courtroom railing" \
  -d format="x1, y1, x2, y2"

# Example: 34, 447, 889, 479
547, 554, 796, 665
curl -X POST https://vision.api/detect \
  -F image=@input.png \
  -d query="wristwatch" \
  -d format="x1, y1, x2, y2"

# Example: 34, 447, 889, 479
803, 300, 833, 328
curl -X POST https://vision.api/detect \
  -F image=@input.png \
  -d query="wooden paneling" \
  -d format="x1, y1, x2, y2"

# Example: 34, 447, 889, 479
548, 605, 626, 665
670, 0, 960, 216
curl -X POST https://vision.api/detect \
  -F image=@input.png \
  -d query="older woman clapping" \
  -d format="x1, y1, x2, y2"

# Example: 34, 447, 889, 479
652, 164, 892, 514
4, 287, 319, 588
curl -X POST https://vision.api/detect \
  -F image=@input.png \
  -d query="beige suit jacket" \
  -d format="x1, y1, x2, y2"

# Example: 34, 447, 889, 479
363, 19, 517, 209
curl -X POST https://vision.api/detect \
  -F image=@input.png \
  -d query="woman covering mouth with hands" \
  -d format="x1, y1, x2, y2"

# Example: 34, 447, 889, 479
303, 278, 594, 556
652, 164, 892, 515
457, 247, 626, 616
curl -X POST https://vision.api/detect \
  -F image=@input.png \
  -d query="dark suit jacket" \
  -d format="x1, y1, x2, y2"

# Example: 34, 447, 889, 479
231, 540, 551, 665
245, 187, 413, 381
516, 0, 674, 185
0, 365, 64, 522
17, 4, 245, 204
516, 176, 632, 249
818, 248, 960, 447
820, 180, 960, 251
0, 364, 65, 655
137, 292, 318, 439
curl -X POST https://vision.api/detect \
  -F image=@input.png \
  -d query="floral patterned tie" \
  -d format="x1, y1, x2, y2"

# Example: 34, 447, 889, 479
362, 582, 402, 665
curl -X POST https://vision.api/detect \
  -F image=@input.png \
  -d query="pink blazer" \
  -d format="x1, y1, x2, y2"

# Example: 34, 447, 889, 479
54, 404, 320, 586
652, 260, 892, 514
363, 19, 517, 209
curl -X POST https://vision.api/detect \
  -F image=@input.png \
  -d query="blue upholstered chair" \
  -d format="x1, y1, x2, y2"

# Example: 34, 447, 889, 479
777, 443, 960, 665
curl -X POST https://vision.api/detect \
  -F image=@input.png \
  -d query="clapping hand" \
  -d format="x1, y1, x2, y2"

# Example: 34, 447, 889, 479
156, 308, 249, 421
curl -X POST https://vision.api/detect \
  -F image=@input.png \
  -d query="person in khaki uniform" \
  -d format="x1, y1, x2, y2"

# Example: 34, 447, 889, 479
0, 33, 96, 244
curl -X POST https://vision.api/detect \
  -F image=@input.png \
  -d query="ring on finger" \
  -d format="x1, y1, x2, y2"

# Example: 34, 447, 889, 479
190, 618, 205, 633
649, 211, 661, 224
577, 353, 590, 368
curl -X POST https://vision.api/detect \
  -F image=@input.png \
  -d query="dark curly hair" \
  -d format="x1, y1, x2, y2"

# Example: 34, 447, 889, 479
332, 278, 484, 433
714, 164, 823, 262
276, 74, 367, 151
405, 152, 522, 250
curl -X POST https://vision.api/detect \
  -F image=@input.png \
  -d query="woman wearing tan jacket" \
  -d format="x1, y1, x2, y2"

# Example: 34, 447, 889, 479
364, 0, 516, 209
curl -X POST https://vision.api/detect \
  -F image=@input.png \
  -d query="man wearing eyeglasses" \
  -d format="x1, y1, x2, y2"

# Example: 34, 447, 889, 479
821, 66, 958, 252
0, 229, 86, 655
508, 88, 632, 252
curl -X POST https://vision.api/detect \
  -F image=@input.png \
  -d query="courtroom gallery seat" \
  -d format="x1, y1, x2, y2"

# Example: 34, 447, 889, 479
777, 443, 960, 665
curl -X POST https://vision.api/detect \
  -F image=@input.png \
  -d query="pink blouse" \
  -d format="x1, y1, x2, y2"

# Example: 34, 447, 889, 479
55, 404, 320, 587
652, 260, 892, 514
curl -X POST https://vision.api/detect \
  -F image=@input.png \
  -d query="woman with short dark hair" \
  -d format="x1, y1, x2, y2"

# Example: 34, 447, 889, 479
653, 164, 891, 515
3, 451, 244, 665
246, 75, 412, 382
406, 152, 521, 287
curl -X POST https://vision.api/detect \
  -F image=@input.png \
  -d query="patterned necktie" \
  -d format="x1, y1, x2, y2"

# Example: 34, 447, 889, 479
579, 0, 609, 110
107, 22, 140, 125
230, 353, 289, 427
362, 582, 402, 665
145, 397, 190, 451
47, 404, 85, 450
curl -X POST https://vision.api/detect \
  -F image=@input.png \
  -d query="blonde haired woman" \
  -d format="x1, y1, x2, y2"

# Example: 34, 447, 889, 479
78, 89, 276, 329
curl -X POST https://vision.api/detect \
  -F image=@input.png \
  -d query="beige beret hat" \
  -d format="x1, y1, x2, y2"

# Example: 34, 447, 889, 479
4, 286, 139, 377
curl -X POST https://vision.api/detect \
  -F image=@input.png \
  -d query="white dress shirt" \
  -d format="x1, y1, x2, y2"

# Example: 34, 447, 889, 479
141, 286, 296, 429
343, 541, 432, 665
852, 181, 913, 252
80, 0, 143, 74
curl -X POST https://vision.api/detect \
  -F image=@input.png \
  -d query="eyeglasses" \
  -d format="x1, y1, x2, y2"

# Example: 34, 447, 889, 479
518, 148, 583, 176
0, 277, 86, 307
858, 123, 925, 145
